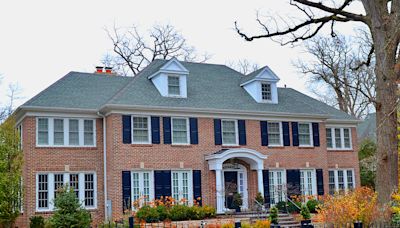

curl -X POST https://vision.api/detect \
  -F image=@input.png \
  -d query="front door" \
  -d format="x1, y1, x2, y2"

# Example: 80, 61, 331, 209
224, 171, 237, 209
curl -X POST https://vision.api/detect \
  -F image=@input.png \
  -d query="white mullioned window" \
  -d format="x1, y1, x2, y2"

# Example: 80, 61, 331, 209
269, 170, 287, 205
171, 117, 189, 144
221, 119, 238, 145
267, 122, 282, 146
261, 83, 272, 101
328, 169, 355, 194
132, 116, 151, 144
298, 123, 313, 146
171, 171, 193, 205
300, 170, 317, 198
36, 172, 97, 211
131, 171, 154, 208
36, 117, 96, 147
326, 127, 352, 150
168, 75, 181, 96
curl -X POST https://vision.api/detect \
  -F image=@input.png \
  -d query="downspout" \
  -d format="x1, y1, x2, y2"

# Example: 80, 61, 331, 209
97, 112, 108, 222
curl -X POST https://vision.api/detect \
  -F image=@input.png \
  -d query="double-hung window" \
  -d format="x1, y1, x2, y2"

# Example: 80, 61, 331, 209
171, 118, 189, 144
328, 169, 355, 194
298, 123, 312, 146
267, 122, 282, 146
261, 83, 272, 101
221, 120, 237, 145
131, 171, 154, 208
132, 116, 151, 144
36, 172, 97, 211
36, 117, 96, 147
171, 171, 192, 205
168, 75, 180, 96
326, 127, 352, 149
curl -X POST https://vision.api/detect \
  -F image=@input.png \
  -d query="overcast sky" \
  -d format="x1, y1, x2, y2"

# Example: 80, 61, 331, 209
0, 0, 364, 108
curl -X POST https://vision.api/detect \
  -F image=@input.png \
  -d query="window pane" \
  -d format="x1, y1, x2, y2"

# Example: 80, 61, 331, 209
53, 119, 64, 145
38, 118, 49, 145
70, 174, 79, 198
335, 128, 342, 148
84, 174, 94, 207
268, 122, 281, 145
326, 128, 332, 148
347, 170, 354, 190
69, 119, 79, 145
54, 174, 64, 199
261, 83, 271, 100
168, 76, 180, 95
222, 120, 236, 144
172, 172, 179, 200
84, 120, 94, 146
328, 171, 335, 195
338, 170, 345, 192
172, 118, 188, 144
38, 174, 48, 208
298, 123, 311, 145
343, 128, 351, 148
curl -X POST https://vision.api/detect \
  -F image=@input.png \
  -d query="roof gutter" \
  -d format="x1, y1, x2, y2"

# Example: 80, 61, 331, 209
97, 112, 108, 222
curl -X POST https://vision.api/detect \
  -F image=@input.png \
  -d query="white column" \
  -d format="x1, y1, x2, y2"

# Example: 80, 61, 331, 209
215, 169, 224, 214
257, 169, 264, 196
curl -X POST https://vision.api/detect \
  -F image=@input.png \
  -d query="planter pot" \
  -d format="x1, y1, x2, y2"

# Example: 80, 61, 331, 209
354, 222, 363, 228
235, 207, 241, 212
301, 220, 313, 228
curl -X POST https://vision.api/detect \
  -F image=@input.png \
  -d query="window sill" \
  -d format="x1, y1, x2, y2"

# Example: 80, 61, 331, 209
222, 145, 240, 148
171, 144, 192, 148
35, 146, 97, 150
35, 208, 97, 214
298, 146, 314, 149
328, 149, 353, 152
268, 145, 284, 148
131, 144, 153, 147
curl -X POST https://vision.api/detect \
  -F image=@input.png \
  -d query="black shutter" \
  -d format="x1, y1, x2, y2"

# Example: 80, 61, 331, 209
291, 122, 299, 146
316, 169, 324, 195
282, 122, 290, 146
214, 119, 222, 145
154, 170, 172, 199
262, 170, 270, 206
193, 170, 202, 206
189, 118, 199, 144
286, 169, 301, 197
151, 117, 160, 144
238, 120, 247, 145
163, 117, 171, 144
260, 121, 268, 146
122, 115, 131, 144
312, 122, 320, 147
122, 171, 131, 211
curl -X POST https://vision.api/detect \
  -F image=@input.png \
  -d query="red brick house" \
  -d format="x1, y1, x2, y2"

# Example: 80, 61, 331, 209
14, 58, 360, 226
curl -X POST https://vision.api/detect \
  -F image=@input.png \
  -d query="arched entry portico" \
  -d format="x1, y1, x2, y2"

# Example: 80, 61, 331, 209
205, 148, 267, 213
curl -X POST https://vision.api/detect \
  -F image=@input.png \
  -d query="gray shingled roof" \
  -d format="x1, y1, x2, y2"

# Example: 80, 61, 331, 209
19, 59, 357, 121
357, 113, 376, 141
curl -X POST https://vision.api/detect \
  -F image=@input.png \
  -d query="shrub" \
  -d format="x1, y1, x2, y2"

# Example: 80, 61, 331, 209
202, 205, 216, 218
254, 220, 271, 228
306, 199, 320, 213
269, 207, 279, 224
255, 192, 264, 205
275, 201, 287, 212
232, 193, 243, 209
136, 205, 160, 223
287, 201, 301, 213
30, 216, 45, 228
169, 205, 189, 221
241, 222, 251, 228
156, 205, 169, 221
300, 204, 311, 220
48, 187, 91, 228
221, 223, 234, 228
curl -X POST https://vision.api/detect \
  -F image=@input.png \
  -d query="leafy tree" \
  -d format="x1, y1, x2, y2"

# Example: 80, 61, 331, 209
235, 0, 400, 205
48, 187, 91, 228
0, 116, 23, 228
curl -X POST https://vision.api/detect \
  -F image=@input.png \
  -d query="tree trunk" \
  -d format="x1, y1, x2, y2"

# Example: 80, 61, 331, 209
373, 30, 399, 204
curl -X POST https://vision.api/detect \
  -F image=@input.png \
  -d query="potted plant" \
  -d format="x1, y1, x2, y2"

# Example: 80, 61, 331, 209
269, 206, 280, 228
232, 193, 243, 212
255, 192, 264, 211
300, 204, 312, 228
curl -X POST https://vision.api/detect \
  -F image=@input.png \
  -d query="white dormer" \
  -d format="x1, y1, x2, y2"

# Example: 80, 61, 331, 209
240, 66, 280, 104
148, 58, 189, 98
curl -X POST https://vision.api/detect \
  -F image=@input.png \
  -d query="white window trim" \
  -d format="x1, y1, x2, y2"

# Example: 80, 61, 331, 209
131, 170, 155, 209
267, 121, 283, 147
328, 169, 355, 194
268, 169, 287, 205
327, 127, 353, 150
171, 170, 193, 205
131, 116, 152, 144
35, 172, 97, 212
261, 82, 272, 101
221, 119, 239, 146
300, 169, 317, 198
17, 124, 23, 150
167, 75, 182, 97
171, 117, 190, 145
35, 117, 96, 148
298, 122, 313, 147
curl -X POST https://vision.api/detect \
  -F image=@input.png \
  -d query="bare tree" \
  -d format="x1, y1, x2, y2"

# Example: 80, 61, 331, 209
0, 83, 23, 123
235, 0, 400, 204
227, 59, 260, 74
103, 24, 211, 76
294, 35, 375, 118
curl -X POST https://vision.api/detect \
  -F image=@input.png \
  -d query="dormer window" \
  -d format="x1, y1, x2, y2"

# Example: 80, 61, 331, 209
261, 83, 272, 101
168, 75, 181, 96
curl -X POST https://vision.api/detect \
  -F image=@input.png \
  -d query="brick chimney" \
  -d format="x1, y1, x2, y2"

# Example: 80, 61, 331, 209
104, 67, 113, 74
95, 66, 103, 73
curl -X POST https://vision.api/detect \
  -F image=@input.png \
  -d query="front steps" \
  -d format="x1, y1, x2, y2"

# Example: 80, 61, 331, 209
217, 211, 301, 227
